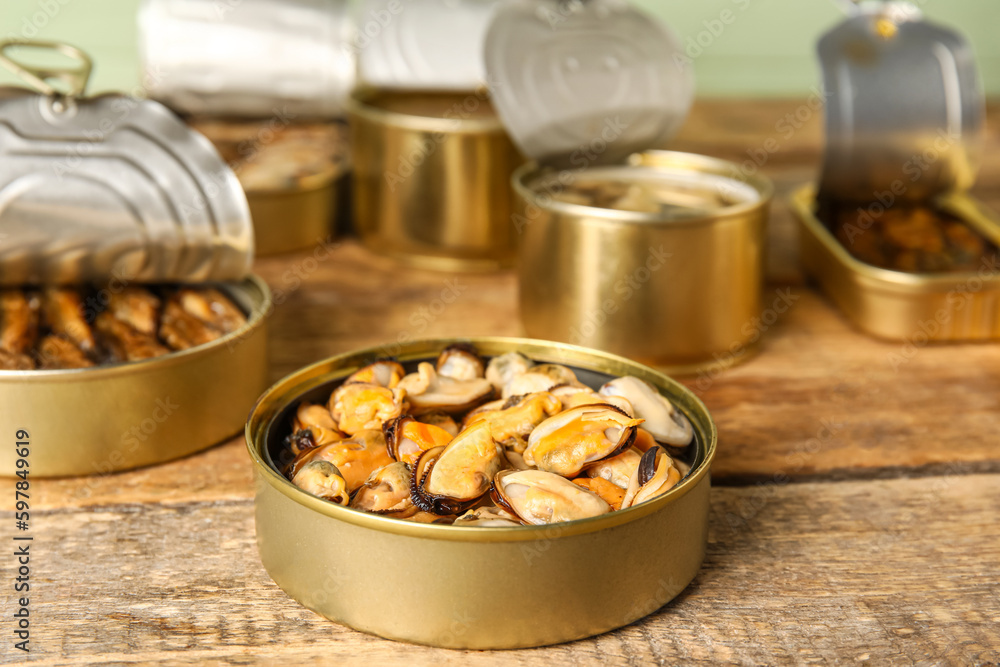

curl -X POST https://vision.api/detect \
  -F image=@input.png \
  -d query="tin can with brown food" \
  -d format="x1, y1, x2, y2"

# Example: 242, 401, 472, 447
0, 40, 271, 476
790, 3, 999, 341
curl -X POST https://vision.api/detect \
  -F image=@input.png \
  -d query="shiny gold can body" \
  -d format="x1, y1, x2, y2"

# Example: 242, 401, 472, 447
249, 173, 345, 256
247, 337, 716, 649
348, 90, 523, 271
0, 276, 271, 477
514, 151, 772, 375
791, 185, 1000, 341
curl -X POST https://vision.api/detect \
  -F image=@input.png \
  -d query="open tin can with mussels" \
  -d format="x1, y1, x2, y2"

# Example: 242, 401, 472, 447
792, 2, 1000, 340
479, 0, 772, 373
247, 337, 715, 649
0, 40, 270, 477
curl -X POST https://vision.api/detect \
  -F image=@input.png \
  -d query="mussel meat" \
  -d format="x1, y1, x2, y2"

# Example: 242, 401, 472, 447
492, 469, 610, 525
523, 404, 643, 478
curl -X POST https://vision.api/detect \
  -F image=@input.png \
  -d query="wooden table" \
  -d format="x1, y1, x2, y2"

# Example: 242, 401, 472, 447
5, 100, 1000, 665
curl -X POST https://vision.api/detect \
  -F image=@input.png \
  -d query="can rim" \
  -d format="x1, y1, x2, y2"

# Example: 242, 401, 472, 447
245, 336, 717, 543
346, 87, 506, 135
0, 274, 272, 381
512, 150, 774, 226
791, 184, 1000, 292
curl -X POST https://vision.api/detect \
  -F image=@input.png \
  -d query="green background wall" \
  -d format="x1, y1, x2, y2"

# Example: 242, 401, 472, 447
1, 0, 998, 97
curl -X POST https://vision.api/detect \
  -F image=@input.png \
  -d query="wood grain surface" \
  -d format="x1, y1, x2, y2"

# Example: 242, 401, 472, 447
9, 476, 1000, 665
2, 99, 999, 665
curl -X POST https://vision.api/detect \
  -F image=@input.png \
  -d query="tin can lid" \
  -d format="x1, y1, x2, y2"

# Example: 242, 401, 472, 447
483, 0, 693, 168
817, 2, 984, 202
139, 0, 355, 118
0, 40, 254, 286
356, 0, 503, 92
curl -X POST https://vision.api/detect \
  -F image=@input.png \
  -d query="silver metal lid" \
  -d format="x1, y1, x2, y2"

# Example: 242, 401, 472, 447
356, 0, 503, 91
0, 40, 254, 286
139, 0, 355, 118
484, 0, 693, 168
817, 1, 984, 202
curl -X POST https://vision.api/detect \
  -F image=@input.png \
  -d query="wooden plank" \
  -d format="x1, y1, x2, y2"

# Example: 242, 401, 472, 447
7, 474, 999, 665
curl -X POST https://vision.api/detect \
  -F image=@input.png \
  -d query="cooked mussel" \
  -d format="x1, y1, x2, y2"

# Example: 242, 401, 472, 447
453, 505, 521, 527
0, 290, 39, 355
572, 477, 626, 511
176, 287, 247, 334
36, 335, 95, 370
42, 288, 95, 354
492, 469, 611, 525
585, 446, 643, 490
485, 351, 534, 393
549, 383, 633, 414
292, 402, 346, 447
106, 287, 161, 336
397, 362, 493, 415
346, 359, 406, 388
599, 376, 693, 446
620, 446, 681, 509
523, 404, 643, 478
289, 429, 393, 492
351, 462, 416, 516
410, 421, 503, 514
436, 343, 485, 380
160, 295, 222, 350
383, 415, 453, 466
291, 460, 350, 505
417, 411, 460, 436
328, 382, 407, 435
94, 312, 170, 362
464, 391, 561, 452
503, 363, 580, 399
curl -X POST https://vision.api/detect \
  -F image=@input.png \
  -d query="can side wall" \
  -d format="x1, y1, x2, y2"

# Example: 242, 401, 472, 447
349, 98, 522, 270
516, 196, 767, 371
254, 468, 709, 649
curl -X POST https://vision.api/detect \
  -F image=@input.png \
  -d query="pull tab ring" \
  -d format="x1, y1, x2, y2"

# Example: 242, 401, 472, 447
0, 39, 92, 99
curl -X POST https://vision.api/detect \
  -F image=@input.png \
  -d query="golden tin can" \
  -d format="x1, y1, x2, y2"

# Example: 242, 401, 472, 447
513, 151, 772, 376
246, 337, 716, 649
0, 276, 271, 477
348, 89, 523, 271
246, 172, 346, 256
189, 118, 350, 256
791, 185, 1000, 341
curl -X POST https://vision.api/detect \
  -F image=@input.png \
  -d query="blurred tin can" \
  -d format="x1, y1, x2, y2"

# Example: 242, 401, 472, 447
792, 185, 1000, 341
348, 89, 522, 271
0, 277, 271, 477
246, 337, 716, 649
0, 40, 271, 476
189, 118, 350, 256
515, 151, 772, 374
791, 2, 998, 341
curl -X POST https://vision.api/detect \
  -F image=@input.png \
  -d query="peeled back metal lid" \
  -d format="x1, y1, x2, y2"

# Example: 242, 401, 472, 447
356, 0, 503, 91
484, 0, 694, 169
817, 1, 984, 202
0, 40, 254, 286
